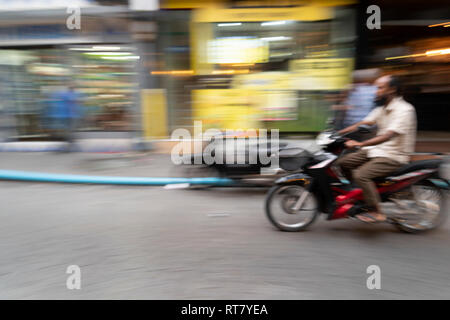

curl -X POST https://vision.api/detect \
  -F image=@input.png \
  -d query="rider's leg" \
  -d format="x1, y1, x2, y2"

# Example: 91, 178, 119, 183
353, 157, 402, 222
335, 149, 369, 182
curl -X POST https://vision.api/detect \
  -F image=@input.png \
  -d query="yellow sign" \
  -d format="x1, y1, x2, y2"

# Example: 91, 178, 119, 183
207, 37, 269, 64
231, 73, 298, 121
192, 89, 261, 130
232, 72, 291, 90
289, 58, 354, 90
165, 0, 355, 9
141, 89, 168, 138
193, 6, 333, 23
161, 0, 226, 9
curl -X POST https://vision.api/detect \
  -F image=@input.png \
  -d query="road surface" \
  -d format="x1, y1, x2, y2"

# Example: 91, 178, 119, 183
0, 152, 449, 299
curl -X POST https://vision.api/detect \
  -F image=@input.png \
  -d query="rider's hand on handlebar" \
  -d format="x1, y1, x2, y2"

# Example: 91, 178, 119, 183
345, 140, 363, 149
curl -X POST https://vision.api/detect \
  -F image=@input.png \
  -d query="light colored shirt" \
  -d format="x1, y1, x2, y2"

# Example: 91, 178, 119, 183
362, 96, 417, 164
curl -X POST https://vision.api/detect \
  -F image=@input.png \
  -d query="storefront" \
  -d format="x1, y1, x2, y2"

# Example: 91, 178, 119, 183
0, 5, 140, 141
189, 3, 356, 133
154, 1, 357, 134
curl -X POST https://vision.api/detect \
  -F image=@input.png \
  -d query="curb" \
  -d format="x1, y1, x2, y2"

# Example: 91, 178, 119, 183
0, 139, 153, 153
1, 138, 449, 154
0, 169, 235, 186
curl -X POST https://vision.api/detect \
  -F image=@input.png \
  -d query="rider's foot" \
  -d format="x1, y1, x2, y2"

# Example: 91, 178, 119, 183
356, 212, 387, 223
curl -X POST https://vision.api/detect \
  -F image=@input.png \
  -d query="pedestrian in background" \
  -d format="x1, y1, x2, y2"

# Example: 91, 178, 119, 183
341, 69, 380, 140
49, 83, 82, 152
330, 89, 350, 131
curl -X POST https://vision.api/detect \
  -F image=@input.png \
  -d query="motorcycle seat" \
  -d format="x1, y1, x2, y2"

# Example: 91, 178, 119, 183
388, 159, 443, 177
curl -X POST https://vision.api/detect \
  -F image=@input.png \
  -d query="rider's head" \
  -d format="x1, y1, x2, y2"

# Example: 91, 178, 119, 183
374, 75, 401, 106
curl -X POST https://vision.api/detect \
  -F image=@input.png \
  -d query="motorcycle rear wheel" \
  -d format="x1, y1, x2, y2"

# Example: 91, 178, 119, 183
393, 181, 447, 233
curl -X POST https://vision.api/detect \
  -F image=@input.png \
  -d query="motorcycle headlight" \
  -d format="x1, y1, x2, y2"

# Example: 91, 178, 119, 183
316, 132, 333, 146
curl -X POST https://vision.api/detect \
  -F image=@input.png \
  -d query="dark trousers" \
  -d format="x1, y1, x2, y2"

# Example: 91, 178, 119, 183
336, 149, 402, 208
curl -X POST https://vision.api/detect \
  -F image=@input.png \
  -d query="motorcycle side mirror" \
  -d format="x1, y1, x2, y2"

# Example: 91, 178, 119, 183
326, 117, 335, 125
325, 117, 335, 130
357, 124, 372, 134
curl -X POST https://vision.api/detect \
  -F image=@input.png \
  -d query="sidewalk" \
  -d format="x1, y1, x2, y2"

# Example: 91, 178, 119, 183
0, 138, 320, 178
0, 139, 142, 153
1, 131, 449, 154
0, 152, 177, 178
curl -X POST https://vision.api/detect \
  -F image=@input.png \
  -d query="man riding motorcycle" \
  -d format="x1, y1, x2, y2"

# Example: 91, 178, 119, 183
336, 75, 417, 224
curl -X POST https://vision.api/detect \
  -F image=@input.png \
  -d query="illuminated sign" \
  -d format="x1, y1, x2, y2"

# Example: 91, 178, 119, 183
193, 6, 333, 23
207, 37, 269, 64
289, 58, 354, 90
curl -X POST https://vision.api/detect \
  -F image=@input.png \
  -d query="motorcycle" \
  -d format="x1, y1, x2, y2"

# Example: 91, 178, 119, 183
265, 126, 449, 233
177, 132, 291, 187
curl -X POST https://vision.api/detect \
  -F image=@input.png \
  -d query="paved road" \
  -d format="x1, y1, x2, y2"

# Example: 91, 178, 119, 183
0, 153, 449, 299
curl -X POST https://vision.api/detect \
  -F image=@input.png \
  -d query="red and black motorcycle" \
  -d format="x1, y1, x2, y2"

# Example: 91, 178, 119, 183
265, 126, 449, 233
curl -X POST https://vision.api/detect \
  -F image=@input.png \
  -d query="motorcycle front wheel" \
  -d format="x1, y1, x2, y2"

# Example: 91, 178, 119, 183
265, 185, 319, 232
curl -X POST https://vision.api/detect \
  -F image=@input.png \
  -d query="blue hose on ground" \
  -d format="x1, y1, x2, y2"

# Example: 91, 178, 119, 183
0, 170, 235, 186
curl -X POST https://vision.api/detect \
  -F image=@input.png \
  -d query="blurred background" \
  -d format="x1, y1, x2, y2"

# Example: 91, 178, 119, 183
0, 0, 447, 146
0, 0, 450, 300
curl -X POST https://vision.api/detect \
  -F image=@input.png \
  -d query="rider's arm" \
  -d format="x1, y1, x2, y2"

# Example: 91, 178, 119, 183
337, 106, 381, 135
359, 130, 398, 147
337, 119, 375, 135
